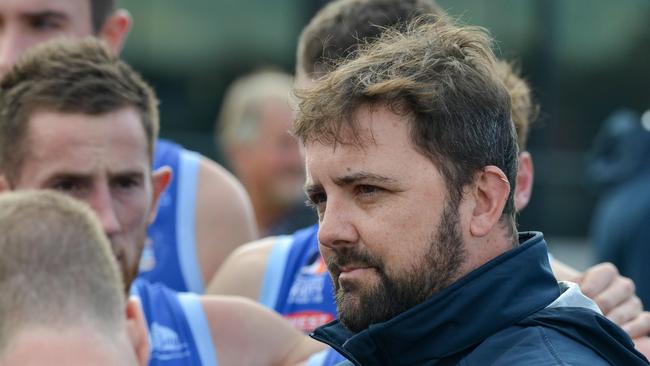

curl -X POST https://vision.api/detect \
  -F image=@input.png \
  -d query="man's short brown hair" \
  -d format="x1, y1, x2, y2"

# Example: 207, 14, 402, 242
0, 38, 159, 182
297, 0, 444, 78
297, 0, 537, 152
0, 191, 125, 354
495, 60, 538, 150
294, 18, 518, 226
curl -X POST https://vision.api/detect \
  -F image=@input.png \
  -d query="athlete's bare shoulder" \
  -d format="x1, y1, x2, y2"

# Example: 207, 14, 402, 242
199, 295, 325, 366
195, 156, 258, 285
206, 236, 277, 299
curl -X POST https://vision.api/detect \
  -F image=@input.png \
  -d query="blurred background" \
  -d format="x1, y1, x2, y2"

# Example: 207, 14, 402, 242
120, 0, 650, 270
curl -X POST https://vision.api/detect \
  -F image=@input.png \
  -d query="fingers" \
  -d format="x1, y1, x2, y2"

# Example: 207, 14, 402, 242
578, 262, 637, 315
578, 262, 619, 299
592, 276, 636, 315
633, 336, 650, 359
624, 312, 650, 339
606, 296, 643, 326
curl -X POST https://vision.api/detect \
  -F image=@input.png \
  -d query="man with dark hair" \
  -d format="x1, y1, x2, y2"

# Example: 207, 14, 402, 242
0, 191, 149, 366
0, 38, 323, 366
296, 0, 443, 79
296, 18, 647, 365
0, 0, 257, 295
210, 0, 650, 349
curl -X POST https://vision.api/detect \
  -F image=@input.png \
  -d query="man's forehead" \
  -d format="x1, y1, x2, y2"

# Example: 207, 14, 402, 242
17, 108, 151, 179
0, 0, 89, 17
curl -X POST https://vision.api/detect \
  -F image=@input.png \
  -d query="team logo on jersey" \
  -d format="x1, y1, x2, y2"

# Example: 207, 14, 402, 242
302, 256, 327, 275
288, 274, 325, 305
138, 238, 156, 272
286, 311, 335, 333
149, 322, 190, 360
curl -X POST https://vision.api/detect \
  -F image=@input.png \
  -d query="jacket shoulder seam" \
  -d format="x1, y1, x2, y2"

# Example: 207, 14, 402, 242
537, 327, 569, 366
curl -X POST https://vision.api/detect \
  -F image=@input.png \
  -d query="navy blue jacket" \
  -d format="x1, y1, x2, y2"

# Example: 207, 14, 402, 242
311, 232, 648, 365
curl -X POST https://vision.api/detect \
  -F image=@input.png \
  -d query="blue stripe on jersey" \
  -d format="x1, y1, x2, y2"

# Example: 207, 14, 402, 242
140, 139, 202, 293
306, 349, 328, 366
177, 150, 203, 293
259, 235, 293, 308
178, 293, 218, 366
305, 348, 348, 366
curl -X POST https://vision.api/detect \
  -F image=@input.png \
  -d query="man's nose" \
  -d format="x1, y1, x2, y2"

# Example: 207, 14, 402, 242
317, 197, 359, 250
0, 30, 27, 77
89, 187, 122, 236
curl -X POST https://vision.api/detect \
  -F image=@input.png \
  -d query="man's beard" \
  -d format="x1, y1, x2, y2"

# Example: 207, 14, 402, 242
326, 200, 466, 333
111, 232, 146, 296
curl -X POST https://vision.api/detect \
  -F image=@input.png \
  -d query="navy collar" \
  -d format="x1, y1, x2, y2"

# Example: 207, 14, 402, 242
312, 232, 560, 366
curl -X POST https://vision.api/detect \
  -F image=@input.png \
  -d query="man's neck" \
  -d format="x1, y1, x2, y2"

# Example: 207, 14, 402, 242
457, 225, 518, 282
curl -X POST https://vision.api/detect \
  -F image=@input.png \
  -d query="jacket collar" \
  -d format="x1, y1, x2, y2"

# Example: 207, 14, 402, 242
311, 232, 560, 366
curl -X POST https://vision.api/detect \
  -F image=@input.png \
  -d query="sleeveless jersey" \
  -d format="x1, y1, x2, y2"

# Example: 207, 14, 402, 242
138, 139, 204, 293
305, 349, 349, 366
130, 278, 218, 366
259, 224, 337, 333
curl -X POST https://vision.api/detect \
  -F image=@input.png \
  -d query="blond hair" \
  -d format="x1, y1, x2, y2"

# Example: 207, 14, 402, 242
495, 60, 538, 150
217, 70, 293, 150
0, 191, 124, 354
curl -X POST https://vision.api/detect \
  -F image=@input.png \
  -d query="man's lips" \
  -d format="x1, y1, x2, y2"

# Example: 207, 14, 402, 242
338, 265, 374, 281
340, 265, 373, 272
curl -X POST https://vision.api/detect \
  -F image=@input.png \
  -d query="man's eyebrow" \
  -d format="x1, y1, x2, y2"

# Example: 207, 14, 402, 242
110, 170, 145, 178
304, 182, 323, 196
41, 172, 91, 184
303, 172, 398, 195
21, 11, 69, 21
333, 172, 397, 186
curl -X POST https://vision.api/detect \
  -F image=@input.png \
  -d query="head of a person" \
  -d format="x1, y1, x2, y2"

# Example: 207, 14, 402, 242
295, 18, 518, 332
296, 0, 538, 213
494, 60, 537, 211
0, 38, 170, 293
218, 70, 304, 212
296, 0, 443, 83
0, 191, 149, 366
0, 0, 131, 77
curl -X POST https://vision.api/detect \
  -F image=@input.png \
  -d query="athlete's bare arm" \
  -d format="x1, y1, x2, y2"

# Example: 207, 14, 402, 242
195, 157, 258, 286
201, 296, 325, 366
205, 237, 276, 299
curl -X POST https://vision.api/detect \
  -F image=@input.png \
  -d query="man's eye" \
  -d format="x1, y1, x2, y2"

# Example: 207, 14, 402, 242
31, 17, 62, 31
305, 192, 326, 210
357, 185, 380, 196
113, 177, 140, 190
52, 180, 80, 192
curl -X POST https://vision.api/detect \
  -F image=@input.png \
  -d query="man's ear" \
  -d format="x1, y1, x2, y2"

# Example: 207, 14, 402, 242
125, 298, 149, 366
514, 151, 534, 212
469, 166, 511, 237
148, 166, 172, 225
99, 9, 132, 54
